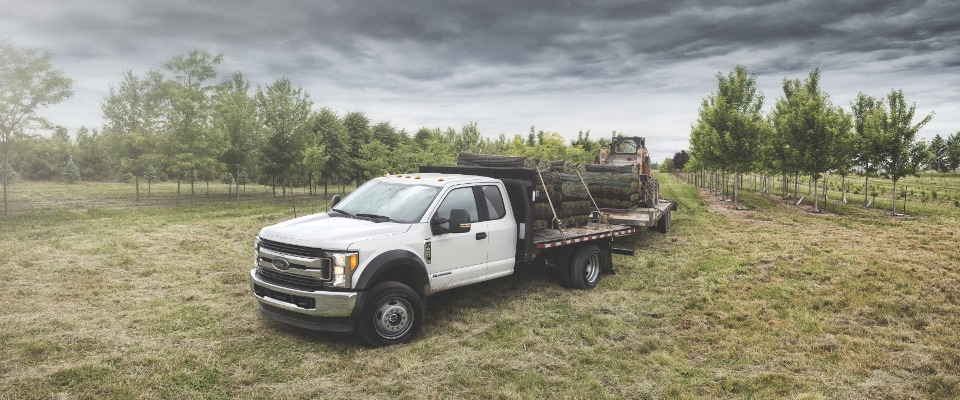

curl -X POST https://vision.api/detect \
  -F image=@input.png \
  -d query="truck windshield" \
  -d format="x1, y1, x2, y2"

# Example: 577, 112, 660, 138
333, 181, 440, 223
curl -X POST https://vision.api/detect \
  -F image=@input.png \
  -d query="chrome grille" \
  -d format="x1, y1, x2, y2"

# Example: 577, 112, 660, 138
260, 238, 324, 258
258, 268, 329, 291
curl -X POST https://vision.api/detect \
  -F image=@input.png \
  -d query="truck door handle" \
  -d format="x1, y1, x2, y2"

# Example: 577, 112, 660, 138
476, 232, 487, 240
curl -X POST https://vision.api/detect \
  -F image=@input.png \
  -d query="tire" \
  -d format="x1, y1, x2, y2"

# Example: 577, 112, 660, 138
358, 282, 424, 347
641, 178, 660, 207
568, 244, 603, 290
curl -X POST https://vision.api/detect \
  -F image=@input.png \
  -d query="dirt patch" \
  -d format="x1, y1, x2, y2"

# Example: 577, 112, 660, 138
698, 188, 838, 219
698, 188, 751, 220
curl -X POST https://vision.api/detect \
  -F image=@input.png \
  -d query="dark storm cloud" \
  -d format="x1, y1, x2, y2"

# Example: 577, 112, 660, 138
2, 0, 959, 162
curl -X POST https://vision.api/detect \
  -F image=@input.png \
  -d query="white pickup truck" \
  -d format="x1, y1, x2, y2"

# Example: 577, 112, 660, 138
249, 166, 674, 346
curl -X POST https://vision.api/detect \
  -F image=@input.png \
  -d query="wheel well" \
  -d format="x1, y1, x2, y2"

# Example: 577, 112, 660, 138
369, 264, 427, 296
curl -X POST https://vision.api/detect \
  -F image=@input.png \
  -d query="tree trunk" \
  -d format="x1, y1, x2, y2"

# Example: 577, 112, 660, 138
841, 174, 847, 203
813, 178, 819, 212
2, 143, 8, 215
823, 178, 828, 205
891, 179, 898, 215
733, 166, 740, 209
136, 175, 140, 202
864, 174, 870, 208
794, 173, 800, 199
176, 174, 182, 206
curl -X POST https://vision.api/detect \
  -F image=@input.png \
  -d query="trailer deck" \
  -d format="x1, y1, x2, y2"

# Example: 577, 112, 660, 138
533, 225, 636, 249
600, 199, 677, 228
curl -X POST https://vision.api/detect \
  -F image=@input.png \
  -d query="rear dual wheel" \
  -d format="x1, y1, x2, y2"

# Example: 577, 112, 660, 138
558, 243, 604, 289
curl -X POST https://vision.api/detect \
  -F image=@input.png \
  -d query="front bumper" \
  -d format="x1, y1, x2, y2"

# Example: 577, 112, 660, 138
249, 269, 360, 332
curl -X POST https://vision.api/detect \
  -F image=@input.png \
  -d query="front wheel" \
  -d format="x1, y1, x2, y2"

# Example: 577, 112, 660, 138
358, 282, 424, 347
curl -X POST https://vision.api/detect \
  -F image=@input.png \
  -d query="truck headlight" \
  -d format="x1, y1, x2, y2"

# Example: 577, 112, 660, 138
254, 236, 262, 269
326, 251, 358, 288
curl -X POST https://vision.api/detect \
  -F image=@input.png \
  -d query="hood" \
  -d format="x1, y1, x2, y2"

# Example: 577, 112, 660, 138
259, 212, 412, 250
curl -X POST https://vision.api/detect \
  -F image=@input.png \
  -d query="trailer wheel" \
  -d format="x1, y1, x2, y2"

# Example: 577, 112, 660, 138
569, 244, 602, 289
359, 282, 424, 347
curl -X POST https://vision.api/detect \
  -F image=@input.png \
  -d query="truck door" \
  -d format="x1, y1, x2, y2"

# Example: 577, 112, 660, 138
479, 184, 517, 279
428, 186, 489, 290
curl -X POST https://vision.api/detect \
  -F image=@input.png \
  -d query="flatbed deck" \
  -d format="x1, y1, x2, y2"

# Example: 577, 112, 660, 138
533, 225, 636, 249
600, 199, 677, 228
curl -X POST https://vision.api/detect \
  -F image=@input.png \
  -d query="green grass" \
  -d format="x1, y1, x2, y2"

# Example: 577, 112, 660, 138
2, 175, 959, 398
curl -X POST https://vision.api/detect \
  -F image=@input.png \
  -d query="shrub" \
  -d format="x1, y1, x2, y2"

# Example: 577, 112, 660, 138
117, 171, 134, 183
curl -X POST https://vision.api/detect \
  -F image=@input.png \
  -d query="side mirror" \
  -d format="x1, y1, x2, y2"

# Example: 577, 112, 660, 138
430, 208, 471, 235
447, 208, 472, 234
330, 194, 341, 208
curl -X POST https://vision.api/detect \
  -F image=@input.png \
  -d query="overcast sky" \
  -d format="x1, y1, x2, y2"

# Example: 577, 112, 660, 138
3, 0, 959, 163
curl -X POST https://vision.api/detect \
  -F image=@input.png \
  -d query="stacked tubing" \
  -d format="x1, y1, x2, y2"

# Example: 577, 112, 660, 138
457, 153, 644, 229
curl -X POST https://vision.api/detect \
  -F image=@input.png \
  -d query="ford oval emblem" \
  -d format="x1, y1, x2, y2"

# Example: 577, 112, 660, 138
272, 257, 291, 270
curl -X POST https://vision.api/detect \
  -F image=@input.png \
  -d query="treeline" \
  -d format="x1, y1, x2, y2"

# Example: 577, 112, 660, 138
683, 65, 960, 214
3, 47, 610, 201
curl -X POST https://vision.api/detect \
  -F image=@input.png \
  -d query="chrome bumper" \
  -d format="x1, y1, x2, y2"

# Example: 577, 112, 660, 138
249, 269, 358, 318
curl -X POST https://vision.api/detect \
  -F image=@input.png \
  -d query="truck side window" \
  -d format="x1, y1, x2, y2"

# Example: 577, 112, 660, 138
435, 187, 480, 223
481, 185, 506, 220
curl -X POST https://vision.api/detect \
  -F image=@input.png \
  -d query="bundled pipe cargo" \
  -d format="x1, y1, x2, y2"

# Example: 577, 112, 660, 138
456, 152, 646, 228
457, 152, 548, 170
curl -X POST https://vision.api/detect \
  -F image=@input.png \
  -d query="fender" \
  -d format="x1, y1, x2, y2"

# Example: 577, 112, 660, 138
354, 249, 430, 294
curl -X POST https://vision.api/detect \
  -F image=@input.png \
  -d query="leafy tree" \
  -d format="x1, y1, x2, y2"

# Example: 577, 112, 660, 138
673, 150, 690, 172
143, 164, 159, 196
358, 140, 392, 177
661, 158, 675, 172
74, 126, 111, 180
301, 144, 329, 195
503, 133, 528, 157
63, 154, 79, 183
101, 69, 165, 200
454, 122, 483, 154
693, 65, 766, 208
370, 121, 405, 149
256, 77, 312, 200
874, 89, 934, 215
160, 49, 224, 201
525, 130, 570, 161
411, 127, 457, 167
213, 71, 258, 201
309, 108, 348, 196
830, 108, 856, 203
929, 134, 949, 174
688, 118, 723, 190
0, 39, 74, 214
343, 111, 371, 185
569, 130, 603, 164
14, 128, 73, 180
771, 69, 843, 212
851, 93, 883, 207
946, 131, 960, 173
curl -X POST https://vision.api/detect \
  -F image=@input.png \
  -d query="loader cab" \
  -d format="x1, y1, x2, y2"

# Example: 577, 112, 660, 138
596, 136, 652, 175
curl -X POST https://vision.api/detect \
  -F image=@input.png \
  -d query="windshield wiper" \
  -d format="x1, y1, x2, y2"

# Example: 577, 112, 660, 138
330, 208, 355, 218
356, 213, 394, 222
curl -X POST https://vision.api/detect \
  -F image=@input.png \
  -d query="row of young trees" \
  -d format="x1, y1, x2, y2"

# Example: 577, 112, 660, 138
688, 65, 958, 215
1, 41, 613, 214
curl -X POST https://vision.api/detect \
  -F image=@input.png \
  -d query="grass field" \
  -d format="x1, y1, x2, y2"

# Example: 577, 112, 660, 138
1, 175, 958, 399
